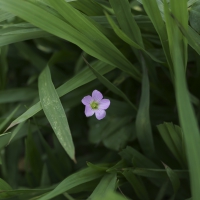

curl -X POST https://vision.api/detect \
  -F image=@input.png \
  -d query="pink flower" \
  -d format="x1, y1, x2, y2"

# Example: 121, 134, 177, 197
81, 90, 110, 120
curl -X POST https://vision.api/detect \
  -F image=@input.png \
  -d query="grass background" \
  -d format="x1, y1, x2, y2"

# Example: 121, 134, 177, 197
0, 0, 200, 199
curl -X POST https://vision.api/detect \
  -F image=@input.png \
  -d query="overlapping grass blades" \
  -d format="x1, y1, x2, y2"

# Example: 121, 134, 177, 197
164, 0, 200, 199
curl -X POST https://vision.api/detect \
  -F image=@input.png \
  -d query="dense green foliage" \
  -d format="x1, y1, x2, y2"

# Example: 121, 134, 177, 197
1, 0, 200, 199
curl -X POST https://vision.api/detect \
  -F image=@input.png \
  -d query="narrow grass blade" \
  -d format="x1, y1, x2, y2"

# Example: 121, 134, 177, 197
0, 0, 141, 79
157, 122, 187, 168
38, 66, 75, 161
0, 28, 50, 47
164, 1, 200, 199
89, 174, 117, 200
162, 162, 180, 194
141, 0, 173, 71
0, 46, 8, 89
6, 61, 114, 131
83, 57, 136, 110
135, 55, 155, 159
0, 105, 20, 132
25, 130, 43, 185
123, 170, 149, 200
37, 168, 104, 200
105, 12, 162, 63
109, 0, 143, 47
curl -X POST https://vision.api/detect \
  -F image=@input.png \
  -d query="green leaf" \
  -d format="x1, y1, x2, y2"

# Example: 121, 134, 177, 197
135, 55, 155, 159
119, 146, 158, 168
37, 168, 104, 200
40, 165, 51, 187
105, 12, 162, 63
84, 57, 136, 110
189, 2, 200, 34
25, 128, 43, 185
0, 27, 50, 47
141, 0, 173, 71
38, 66, 75, 161
0, 46, 8, 89
6, 61, 114, 131
0, 105, 20, 132
89, 173, 117, 200
162, 163, 180, 193
164, 1, 200, 200
0, 0, 141, 79
109, 0, 143, 47
123, 170, 150, 200
0, 88, 37, 104
94, 191, 129, 200
157, 122, 187, 167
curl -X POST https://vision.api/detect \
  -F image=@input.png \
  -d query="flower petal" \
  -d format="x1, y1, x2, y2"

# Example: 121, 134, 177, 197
99, 99, 110, 110
85, 106, 95, 117
92, 90, 103, 102
81, 95, 93, 106
95, 109, 106, 120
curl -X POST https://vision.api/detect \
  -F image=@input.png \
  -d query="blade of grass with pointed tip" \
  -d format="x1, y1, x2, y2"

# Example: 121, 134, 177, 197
162, 163, 180, 194
123, 170, 149, 200
37, 168, 104, 200
0, 28, 50, 47
0, 0, 141, 79
0, 105, 20, 133
89, 174, 117, 200
157, 122, 186, 168
48, 0, 140, 78
38, 66, 75, 161
135, 55, 155, 159
164, 1, 200, 199
105, 12, 162, 63
6, 61, 114, 131
119, 146, 158, 168
109, 0, 143, 47
84, 57, 136, 110
141, 0, 173, 71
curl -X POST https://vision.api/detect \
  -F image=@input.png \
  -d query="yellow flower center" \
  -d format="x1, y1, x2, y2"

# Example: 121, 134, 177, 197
90, 101, 99, 109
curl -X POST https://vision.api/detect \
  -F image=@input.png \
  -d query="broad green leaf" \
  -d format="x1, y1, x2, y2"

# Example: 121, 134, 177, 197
37, 168, 104, 200
38, 66, 75, 161
135, 55, 155, 159
84, 57, 136, 110
89, 173, 117, 200
123, 170, 150, 200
